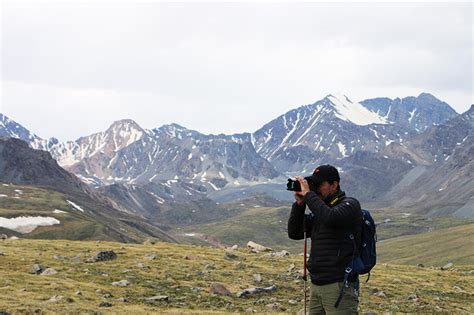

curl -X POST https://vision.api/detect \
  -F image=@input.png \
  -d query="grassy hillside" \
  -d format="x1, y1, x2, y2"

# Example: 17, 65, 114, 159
0, 238, 472, 314
378, 223, 474, 266
0, 183, 175, 243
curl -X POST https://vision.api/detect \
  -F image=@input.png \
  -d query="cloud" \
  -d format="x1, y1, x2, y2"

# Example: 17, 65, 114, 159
1, 1, 472, 140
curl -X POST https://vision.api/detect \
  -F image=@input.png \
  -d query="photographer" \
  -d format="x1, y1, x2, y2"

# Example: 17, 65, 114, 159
288, 164, 362, 315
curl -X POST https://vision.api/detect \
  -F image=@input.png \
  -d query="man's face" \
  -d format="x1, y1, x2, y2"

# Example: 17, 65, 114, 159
316, 181, 339, 198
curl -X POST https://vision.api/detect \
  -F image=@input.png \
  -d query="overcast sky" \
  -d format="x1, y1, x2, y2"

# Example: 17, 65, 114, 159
1, 1, 472, 141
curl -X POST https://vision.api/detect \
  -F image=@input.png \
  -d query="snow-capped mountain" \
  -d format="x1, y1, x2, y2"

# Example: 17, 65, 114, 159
0, 114, 44, 148
0, 115, 279, 189
252, 93, 457, 172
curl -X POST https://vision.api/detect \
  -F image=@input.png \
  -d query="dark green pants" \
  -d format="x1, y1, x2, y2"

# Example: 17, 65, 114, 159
309, 281, 359, 315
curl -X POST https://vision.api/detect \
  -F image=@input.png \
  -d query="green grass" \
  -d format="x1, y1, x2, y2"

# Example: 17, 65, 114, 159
0, 238, 472, 314
378, 223, 474, 266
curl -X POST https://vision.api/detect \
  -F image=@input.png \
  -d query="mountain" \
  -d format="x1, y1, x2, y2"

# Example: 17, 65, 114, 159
0, 137, 176, 243
374, 105, 474, 217
27, 120, 280, 189
252, 93, 457, 172
0, 114, 44, 148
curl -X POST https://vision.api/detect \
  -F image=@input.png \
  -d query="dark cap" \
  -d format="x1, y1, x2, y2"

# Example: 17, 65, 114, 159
307, 164, 340, 186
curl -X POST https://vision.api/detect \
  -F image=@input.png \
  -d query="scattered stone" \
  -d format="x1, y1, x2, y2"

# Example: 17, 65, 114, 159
224, 251, 238, 260
95, 289, 103, 294
116, 297, 128, 302
452, 285, 464, 292
144, 253, 157, 261
253, 274, 262, 283
265, 250, 290, 258
98, 302, 112, 307
86, 251, 117, 263
266, 302, 281, 310
0, 252, 5, 256
0, 234, 7, 240
417, 263, 425, 268
209, 282, 232, 296
31, 264, 45, 275
143, 295, 169, 303
407, 294, 418, 301
373, 291, 386, 298
143, 238, 156, 245
183, 255, 196, 260
48, 295, 64, 303
230, 244, 239, 250
288, 299, 298, 305
41, 268, 58, 276
392, 278, 402, 284
441, 262, 453, 270
237, 285, 277, 298
103, 293, 113, 299
75, 291, 82, 296
288, 264, 296, 272
9, 236, 19, 240
112, 280, 130, 287
247, 241, 272, 253
19, 288, 26, 292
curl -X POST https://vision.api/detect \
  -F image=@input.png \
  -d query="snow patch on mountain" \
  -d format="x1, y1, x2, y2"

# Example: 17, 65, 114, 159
329, 94, 388, 125
0, 216, 60, 233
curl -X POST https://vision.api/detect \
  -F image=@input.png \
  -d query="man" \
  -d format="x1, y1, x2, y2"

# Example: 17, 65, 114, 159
288, 164, 362, 315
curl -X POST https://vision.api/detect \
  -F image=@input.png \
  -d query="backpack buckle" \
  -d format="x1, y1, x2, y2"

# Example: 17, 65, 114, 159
345, 267, 352, 274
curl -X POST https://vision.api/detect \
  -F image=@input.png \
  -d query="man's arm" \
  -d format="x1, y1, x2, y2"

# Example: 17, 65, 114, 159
288, 202, 313, 240
304, 191, 360, 227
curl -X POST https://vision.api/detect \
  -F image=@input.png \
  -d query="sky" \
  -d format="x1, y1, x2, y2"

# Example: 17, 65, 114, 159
1, 1, 473, 141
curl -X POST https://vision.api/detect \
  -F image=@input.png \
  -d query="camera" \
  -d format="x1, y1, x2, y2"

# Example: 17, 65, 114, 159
286, 177, 319, 192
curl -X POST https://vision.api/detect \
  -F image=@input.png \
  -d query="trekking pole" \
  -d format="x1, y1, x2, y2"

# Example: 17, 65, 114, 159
303, 230, 308, 314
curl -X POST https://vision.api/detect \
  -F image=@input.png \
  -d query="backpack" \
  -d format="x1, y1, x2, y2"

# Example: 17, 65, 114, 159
335, 209, 377, 308
352, 209, 377, 275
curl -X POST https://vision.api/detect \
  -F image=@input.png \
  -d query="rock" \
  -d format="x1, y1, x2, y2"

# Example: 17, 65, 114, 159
417, 263, 425, 268
209, 282, 232, 296
0, 252, 5, 256
407, 294, 418, 301
0, 234, 7, 240
144, 253, 157, 261
224, 251, 238, 260
237, 285, 277, 298
288, 299, 298, 305
86, 251, 117, 263
265, 250, 290, 258
98, 302, 112, 307
31, 264, 45, 275
441, 262, 453, 270
452, 285, 464, 292
183, 255, 196, 260
143, 239, 156, 245
103, 293, 113, 299
247, 241, 272, 253
144, 295, 169, 303
116, 297, 128, 302
266, 302, 281, 310
392, 278, 402, 284
204, 264, 216, 270
41, 268, 58, 276
231, 245, 239, 250
253, 274, 262, 283
48, 295, 64, 302
288, 264, 296, 272
112, 280, 130, 287
75, 291, 82, 296
373, 291, 386, 298
9, 236, 19, 240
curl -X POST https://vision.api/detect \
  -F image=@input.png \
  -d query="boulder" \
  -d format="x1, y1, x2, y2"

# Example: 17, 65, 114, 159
209, 282, 232, 296
86, 251, 117, 263
247, 241, 272, 253
237, 285, 277, 298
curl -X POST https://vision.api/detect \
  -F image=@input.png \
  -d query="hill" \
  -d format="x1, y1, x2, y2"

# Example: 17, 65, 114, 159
0, 238, 472, 314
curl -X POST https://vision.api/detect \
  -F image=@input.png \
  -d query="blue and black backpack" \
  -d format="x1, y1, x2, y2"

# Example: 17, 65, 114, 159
335, 209, 377, 308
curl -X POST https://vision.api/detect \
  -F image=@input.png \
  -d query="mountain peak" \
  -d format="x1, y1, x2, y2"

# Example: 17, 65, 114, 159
325, 94, 388, 126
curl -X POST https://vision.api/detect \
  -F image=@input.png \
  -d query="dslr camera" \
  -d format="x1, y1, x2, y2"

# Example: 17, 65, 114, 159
286, 177, 319, 192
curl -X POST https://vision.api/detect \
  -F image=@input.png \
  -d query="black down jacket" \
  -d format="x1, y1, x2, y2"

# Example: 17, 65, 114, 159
288, 190, 362, 285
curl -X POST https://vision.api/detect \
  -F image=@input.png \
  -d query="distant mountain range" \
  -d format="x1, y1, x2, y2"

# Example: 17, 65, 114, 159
1, 92, 472, 221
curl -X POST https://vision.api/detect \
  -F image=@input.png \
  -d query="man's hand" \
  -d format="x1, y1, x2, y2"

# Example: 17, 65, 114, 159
296, 176, 310, 197
294, 192, 305, 205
